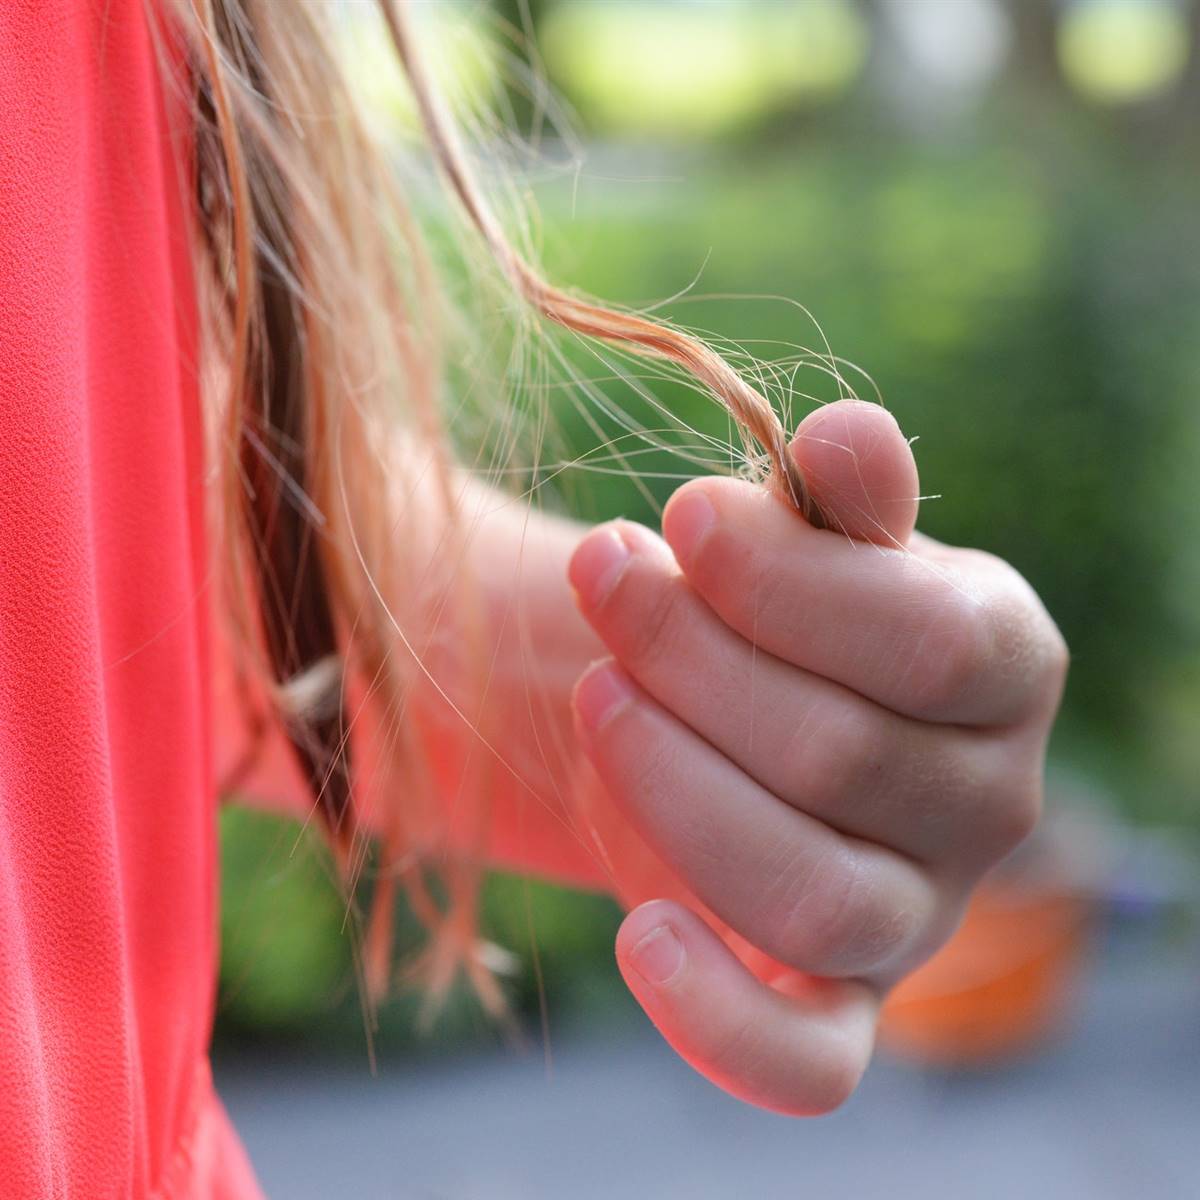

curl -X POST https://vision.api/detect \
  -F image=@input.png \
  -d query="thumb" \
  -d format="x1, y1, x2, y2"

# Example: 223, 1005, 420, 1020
790, 400, 919, 547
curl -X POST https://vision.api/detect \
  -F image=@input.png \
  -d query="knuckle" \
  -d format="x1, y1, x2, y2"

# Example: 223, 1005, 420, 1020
781, 703, 885, 807
756, 844, 841, 969
1010, 594, 1070, 719
902, 740, 969, 836
921, 555, 1068, 723
841, 892, 923, 975
764, 843, 908, 975
778, 709, 833, 797
908, 586, 993, 716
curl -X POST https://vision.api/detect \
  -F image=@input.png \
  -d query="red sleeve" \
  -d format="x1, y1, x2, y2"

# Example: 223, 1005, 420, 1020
0, 3, 261, 1195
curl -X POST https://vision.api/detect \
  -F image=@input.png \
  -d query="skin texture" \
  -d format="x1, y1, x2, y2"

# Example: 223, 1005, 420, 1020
566, 400, 1067, 1115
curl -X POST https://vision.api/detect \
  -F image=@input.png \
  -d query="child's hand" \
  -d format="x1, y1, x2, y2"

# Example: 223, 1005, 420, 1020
567, 399, 1067, 1115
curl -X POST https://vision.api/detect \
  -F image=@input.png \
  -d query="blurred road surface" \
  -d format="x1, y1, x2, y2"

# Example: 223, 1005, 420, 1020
217, 941, 1200, 1200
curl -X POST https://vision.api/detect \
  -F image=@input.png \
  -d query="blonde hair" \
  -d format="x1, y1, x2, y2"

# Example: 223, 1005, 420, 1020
171, 0, 822, 1012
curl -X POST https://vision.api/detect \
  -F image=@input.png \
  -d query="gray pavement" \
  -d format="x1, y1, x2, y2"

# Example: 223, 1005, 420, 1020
216, 942, 1200, 1200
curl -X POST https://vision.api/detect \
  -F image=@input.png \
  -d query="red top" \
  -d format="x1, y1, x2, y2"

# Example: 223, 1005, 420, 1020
0, 2, 262, 1196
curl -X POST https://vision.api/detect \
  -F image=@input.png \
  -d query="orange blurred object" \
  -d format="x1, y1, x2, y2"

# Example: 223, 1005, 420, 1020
879, 880, 1093, 1068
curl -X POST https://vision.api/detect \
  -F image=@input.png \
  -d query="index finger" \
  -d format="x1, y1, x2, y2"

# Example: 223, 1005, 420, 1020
662, 481, 1065, 728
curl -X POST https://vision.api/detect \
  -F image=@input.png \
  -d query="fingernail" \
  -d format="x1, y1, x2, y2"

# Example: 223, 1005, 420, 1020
569, 526, 631, 608
629, 924, 685, 986
663, 491, 715, 566
574, 661, 634, 731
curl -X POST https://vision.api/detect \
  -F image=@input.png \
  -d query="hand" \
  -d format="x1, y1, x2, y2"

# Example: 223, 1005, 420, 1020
566, 399, 1067, 1115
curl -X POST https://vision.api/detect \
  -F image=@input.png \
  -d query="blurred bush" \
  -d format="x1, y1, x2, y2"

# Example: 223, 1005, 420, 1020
217, 808, 628, 1055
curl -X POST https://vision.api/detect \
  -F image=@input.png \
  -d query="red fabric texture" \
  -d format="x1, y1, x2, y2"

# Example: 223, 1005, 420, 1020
0, 2, 262, 1196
